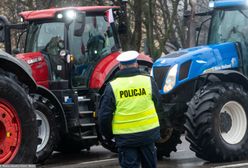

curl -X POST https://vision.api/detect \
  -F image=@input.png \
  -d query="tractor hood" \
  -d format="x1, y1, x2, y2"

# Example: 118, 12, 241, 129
152, 42, 239, 94
209, 0, 248, 9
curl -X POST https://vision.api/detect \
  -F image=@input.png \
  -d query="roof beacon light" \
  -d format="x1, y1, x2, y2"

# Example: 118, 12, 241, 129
65, 10, 76, 20
57, 13, 63, 19
209, 1, 215, 8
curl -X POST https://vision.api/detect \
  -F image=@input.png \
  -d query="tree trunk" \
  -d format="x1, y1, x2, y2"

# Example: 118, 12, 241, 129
116, 0, 131, 51
188, 0, 196, 47
130, 0, 142, 51
147, 0, 155, 57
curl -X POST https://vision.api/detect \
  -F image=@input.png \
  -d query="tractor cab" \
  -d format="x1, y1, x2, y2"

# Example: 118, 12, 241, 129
17, 7, 121, 89
208, 0, 248, 75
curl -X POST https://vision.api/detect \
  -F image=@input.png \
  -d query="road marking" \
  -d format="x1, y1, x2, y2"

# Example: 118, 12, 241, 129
48, 158, 119, 168
213, 162, 248, 168
77, 158, 118, 165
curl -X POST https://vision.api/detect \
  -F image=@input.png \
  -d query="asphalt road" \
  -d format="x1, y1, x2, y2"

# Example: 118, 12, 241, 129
38, 136, 248, 168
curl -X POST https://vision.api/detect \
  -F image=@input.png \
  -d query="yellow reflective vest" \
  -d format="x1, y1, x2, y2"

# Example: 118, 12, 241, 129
110, 75, 160, 135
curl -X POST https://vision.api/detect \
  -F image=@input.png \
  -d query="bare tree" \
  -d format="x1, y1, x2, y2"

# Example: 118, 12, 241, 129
0, 0, 210, 56
187, 0, 197, 47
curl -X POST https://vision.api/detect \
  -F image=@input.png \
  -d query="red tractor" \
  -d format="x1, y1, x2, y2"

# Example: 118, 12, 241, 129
0, 3, 157, 163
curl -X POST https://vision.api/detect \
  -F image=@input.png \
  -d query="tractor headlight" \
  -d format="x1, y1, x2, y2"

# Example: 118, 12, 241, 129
163, 64, 178, 92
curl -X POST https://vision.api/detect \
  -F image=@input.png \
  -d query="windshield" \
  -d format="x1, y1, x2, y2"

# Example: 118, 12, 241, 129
209, 9, 248, 44
69, 14, 118, 62
26, 22, 65, 52
69, 13, 119, 87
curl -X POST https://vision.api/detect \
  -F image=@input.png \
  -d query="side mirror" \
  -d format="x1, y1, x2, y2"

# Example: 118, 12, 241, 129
74, 12, 86, 37
106, 28, 113, 37
183, 10, 192, 26
196, 27, 201, 32
118, 22, 128, 34
183, 10, 192, 18
0, 16, 9, 42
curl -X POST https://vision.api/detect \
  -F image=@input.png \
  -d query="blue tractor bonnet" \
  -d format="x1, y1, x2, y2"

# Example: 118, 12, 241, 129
152, 42, 239, 94
209, 0, 248, 9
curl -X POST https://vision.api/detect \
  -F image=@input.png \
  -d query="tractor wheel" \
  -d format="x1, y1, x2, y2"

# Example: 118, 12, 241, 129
0, 74, 37, 164
185, 82, 248, 162
156, 103, 185, 158
32, 95, 60, 163
156, 129, 182, 158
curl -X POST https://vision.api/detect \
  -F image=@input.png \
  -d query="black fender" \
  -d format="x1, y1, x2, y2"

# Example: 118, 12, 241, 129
104, 59, 153, 85
137, 59, 153, 67
201, 70, 248, 91
0, 50, 36, 92
36, 85, 68, 133
98, 64, 119, 94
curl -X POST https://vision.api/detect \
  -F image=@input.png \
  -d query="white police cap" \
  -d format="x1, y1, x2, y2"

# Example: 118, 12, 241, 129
116, 51, 139, 64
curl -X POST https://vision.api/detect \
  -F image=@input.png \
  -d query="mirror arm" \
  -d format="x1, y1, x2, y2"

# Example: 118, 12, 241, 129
5, 23, 27, 54
184, 10, 213, 18
9, 23, 27, 30
16, 29, 27, 50
196, 17, 212, 46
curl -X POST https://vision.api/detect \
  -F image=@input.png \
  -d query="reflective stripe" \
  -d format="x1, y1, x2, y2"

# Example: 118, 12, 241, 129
113, 108, 156, 123
113, 115, 159, 134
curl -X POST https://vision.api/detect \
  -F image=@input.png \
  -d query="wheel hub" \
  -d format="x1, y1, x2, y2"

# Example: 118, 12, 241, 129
220, 101, 247, 144
0, 122, 6, 144
36, 110, 50, 152
220, 111, 232, 133
0, 100, 21, 164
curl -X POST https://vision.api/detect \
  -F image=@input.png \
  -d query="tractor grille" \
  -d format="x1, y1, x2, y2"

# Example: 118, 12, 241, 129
179, 60, 192, 81
153, 66, 170, 90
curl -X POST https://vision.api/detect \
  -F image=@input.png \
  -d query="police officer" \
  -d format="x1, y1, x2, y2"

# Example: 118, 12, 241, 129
98, 51, 165, 168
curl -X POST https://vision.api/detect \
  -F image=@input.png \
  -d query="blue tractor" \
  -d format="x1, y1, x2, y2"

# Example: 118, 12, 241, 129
152, 0, 248, 162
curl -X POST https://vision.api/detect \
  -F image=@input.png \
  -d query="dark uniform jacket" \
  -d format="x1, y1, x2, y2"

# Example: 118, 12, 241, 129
98, 67, 166, 147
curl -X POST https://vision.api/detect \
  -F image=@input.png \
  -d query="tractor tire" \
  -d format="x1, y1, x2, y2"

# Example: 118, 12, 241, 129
32, 95, 60, 163
156, 103, 185, 158
185, 82, 248, 162
0, 74, 37, 164
156, 129, 182, 158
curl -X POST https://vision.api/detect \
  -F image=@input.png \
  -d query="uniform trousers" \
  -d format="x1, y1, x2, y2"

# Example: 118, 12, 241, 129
118, 143, 157, 168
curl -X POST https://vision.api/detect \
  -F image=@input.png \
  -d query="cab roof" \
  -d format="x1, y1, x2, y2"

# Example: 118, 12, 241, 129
210, 0, 248, 9
19, 6, 119, 21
